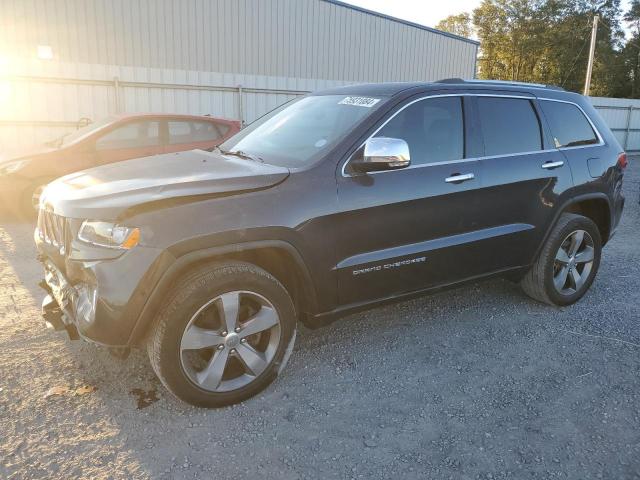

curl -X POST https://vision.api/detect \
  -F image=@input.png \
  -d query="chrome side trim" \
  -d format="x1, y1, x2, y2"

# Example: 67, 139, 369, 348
341, 93, 606, 178
336, 223, 535, 270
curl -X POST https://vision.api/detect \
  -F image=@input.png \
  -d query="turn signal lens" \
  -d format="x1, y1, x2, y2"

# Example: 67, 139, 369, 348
617, 152, 628, 169
121, 228, 141, 249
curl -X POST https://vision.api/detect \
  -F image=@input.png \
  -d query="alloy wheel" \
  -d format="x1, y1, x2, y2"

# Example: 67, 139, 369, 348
552, 229, 595, 295
179, 290, 281, 393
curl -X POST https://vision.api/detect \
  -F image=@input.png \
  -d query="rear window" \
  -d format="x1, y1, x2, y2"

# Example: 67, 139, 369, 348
168, 120, 229, 145
477, 97, 542, 156
540, 100, 599, 148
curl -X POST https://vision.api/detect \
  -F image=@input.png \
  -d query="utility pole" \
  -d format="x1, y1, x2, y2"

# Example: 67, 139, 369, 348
584, 14, 599, 96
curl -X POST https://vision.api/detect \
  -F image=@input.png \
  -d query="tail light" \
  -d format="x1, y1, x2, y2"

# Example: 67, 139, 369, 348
617, 152, 628, 169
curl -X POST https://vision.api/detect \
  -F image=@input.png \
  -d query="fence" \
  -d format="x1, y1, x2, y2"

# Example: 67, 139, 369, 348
590, 96, 640, 152
3, 70, 640, 153
0, 60, 349, 152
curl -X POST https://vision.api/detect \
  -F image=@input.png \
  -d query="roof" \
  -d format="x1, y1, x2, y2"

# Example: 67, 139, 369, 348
322, 0, 480, 46
314, 82, 428, 97
314, 79, 575, 98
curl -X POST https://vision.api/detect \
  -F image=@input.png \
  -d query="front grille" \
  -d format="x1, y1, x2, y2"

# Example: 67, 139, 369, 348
37, 209, 68, 255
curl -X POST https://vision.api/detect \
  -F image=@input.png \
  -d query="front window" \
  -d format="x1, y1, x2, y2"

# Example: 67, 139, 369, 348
219, 94, 387, 168
95, 120, 161, 150
374, 97, 464, 165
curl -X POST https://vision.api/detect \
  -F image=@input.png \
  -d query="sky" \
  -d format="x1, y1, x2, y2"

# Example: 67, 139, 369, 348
342, 0, 482, 34
342, 0, 635, 38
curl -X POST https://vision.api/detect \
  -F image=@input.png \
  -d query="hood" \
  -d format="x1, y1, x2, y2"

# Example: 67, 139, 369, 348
41, 149, 290, 219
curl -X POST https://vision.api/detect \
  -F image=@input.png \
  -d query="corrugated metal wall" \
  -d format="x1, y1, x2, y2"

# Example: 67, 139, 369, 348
0, 0, 478, 81
590, 96, 640, 151
0, 0, 478, 151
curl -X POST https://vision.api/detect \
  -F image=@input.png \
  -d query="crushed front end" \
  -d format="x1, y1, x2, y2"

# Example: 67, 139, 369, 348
35, 207, 164, 347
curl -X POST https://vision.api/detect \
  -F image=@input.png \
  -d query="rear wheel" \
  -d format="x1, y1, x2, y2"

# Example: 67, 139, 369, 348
521, 213, 601, 306
147, 261, 297, 407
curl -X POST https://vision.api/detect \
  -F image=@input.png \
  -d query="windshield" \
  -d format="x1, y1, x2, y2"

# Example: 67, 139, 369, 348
219, 94, 387, 168
49, 116, 118, 147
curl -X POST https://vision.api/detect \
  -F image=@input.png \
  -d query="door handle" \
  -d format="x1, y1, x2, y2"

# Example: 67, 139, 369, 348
541, 160, 564, 169
445, 173, 475, 184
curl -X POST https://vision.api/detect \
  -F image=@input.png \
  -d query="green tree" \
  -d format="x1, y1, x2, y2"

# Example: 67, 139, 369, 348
470, 0, 627, 96
436, 13, 474, 38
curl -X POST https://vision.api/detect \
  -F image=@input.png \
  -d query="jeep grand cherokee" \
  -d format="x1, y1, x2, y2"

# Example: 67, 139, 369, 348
35, 79, 627, 407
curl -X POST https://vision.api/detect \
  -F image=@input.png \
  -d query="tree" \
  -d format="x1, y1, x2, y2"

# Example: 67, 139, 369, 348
436, 13, 474, 38
469, 0, 627, 96
623, 0, 640, 97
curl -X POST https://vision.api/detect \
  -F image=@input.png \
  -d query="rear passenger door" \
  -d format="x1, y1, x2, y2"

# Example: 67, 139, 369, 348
468, 94, 574, 272
164, 120, 230, 153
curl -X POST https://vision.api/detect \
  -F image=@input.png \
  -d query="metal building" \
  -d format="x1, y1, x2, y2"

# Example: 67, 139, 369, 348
0, 0, 479, 150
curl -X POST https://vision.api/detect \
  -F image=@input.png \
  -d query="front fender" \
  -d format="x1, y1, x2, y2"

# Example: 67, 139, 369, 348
127, 238, 318, 346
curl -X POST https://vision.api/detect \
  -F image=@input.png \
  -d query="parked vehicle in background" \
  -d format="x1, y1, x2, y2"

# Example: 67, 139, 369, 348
35, 80, 626, 407
0, 113, 241, 218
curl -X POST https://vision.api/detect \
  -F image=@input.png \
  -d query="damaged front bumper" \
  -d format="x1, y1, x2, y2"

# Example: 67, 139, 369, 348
39, 259, 94, 341
36, 231, 166, 347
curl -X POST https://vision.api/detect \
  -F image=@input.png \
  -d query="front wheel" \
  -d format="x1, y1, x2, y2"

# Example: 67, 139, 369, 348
521, 213, 602, 306
147, 261, 297, 407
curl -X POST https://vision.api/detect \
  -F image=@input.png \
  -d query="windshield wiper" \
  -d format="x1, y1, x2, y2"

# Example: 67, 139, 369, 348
218, 148, 264, 163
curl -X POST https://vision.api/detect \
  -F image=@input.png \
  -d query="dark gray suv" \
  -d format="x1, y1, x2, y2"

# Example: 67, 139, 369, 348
36, 79, 626, 407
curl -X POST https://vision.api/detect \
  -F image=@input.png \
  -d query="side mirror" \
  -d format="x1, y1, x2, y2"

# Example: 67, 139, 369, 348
350, 137, 411, 173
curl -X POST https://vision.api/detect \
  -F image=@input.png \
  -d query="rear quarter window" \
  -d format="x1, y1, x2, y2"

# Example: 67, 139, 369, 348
539, 100, 599, 148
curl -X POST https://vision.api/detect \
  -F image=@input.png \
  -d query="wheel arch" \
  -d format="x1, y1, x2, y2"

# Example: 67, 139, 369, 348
128, 240, 318, 346
560, 194, 611, 245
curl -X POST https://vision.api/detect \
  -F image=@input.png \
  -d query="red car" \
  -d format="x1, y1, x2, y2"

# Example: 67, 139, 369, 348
0, 113, 241, 218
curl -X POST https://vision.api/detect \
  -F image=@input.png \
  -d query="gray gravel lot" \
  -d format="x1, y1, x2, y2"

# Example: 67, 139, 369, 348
1, 161, 639, 480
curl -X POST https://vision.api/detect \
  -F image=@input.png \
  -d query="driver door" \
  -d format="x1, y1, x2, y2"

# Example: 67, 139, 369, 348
335, 95, 484, 306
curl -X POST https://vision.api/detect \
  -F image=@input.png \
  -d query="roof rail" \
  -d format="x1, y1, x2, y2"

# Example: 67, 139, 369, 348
435, 78, 565, 91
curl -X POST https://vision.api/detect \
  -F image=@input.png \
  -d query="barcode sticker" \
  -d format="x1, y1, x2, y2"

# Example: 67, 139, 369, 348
339, 96, 381, 108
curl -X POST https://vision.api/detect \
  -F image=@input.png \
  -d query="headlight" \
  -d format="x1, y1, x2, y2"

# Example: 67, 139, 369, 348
78, 221, 141, 249
0, 159, 29, 175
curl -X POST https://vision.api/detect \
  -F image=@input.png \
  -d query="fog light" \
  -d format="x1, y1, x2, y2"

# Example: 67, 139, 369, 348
75, 283, 97, 325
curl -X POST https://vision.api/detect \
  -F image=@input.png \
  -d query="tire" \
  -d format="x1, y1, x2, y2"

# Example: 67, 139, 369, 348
147, 261, 297, 407
521, 213, 602, 306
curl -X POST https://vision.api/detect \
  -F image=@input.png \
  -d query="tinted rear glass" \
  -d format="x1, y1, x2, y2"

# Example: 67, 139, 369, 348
540, 100, 598, 148
477, 97, 542, 156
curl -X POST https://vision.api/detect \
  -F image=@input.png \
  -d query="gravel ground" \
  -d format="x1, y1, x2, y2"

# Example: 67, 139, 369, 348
1, 161, 639, 480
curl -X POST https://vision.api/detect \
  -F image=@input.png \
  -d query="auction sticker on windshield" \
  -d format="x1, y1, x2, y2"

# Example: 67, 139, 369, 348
339, 96, 381, 108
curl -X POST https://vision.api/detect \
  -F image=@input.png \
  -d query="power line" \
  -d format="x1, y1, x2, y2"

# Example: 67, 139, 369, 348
561, 18, 595, 87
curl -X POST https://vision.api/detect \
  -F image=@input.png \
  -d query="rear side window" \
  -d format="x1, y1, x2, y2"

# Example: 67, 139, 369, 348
168, 121, 229, 145
540, 100, 598, 148
95, 121, 160, 150
477, 97, 542, 156
374, 96, 464, 166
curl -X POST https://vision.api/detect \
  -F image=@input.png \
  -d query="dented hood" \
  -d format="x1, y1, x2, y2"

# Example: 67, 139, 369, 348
41, 149, 290, 219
